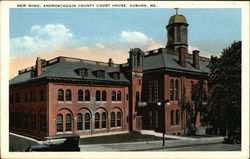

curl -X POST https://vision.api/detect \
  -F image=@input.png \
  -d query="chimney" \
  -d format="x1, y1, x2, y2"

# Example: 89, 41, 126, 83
193, 50, 200, 69
178, 47, 186, 67
108, 58, 114, 67
36, 57, 42, 77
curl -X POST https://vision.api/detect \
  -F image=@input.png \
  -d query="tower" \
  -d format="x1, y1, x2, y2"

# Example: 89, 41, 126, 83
166, 9, 189, 51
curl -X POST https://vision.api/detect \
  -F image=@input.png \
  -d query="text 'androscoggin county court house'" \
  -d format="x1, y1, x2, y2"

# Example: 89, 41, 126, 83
9, 12, 209, 139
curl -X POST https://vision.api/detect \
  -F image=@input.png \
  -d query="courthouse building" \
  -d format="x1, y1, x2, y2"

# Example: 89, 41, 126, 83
9, 12, 209, 139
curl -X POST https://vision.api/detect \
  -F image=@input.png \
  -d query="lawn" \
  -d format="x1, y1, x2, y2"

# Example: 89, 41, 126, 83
80, 132, 175, 145
9, 134, 38, 152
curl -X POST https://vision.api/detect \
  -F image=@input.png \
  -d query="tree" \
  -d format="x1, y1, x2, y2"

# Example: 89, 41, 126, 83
207, 41, 241, 136
181, 80, 208, 135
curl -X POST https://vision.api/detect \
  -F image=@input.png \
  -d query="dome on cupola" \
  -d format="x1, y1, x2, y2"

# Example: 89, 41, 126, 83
168, 14, 187, 25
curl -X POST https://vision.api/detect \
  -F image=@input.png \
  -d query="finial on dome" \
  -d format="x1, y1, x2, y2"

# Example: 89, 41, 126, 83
174, 8, 179, 15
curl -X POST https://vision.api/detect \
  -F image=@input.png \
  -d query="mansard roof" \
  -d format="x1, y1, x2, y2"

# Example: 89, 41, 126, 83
143, 48, 210, 74
10, 56, 130, 85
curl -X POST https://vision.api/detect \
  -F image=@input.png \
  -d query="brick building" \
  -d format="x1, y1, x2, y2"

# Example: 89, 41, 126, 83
9, 12, 209, 139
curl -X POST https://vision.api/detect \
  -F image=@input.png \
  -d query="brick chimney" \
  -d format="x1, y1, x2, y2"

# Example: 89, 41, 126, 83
178, 47, 186, 67
193, 50, 200, 69
108, 58, 114, 67
36, 57, 42, 77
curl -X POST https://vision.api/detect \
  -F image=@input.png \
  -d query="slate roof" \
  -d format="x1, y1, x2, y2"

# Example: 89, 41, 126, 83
10, 57, 130, 85
143, 49, 210, 74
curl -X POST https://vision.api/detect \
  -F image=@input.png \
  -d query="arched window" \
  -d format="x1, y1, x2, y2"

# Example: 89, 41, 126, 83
175, 79, 179, 100
101, 112, 107, 128
117, 112, 122, 127
170, 79, 174, 101
56, 114, 63, 132
85, 90, 90, 101
117, 91, 121, 101
95, 113, 100, 129
110, 112, 115, 127
136, 92, 140, 102
77, 113, 83, 131
112, 91, 116, 101
176, 110, 180, 125
96, 90, 100, 101
58, 89, 64, 101
65, 114, 72, 131
66, 89, 71, 101
78, 90, 83, 102
85, 113, 90, 130
102, 91, 106, 101
170, 110, 174, 125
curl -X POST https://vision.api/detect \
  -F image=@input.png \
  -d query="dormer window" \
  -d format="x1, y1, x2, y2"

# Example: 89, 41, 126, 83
93, 70, 105, 79
76, 68, 88, 77
110, 72, 120, 80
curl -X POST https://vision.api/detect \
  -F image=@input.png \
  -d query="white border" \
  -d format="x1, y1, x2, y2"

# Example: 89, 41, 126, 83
1, 1, 249, 159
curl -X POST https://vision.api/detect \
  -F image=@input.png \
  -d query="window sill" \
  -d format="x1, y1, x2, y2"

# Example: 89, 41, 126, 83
85, 101, 91, 103
58, 101, 64, 104
65, 131, 73, 133
111, 101, 117, 103
78, 101, 83, 103
110, 127, 122, 130
117, 101, 122, 103
94, 128, 107, 131
65, 101, 72, 104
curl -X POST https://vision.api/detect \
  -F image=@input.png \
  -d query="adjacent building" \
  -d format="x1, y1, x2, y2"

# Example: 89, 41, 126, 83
9, 12, 209, 139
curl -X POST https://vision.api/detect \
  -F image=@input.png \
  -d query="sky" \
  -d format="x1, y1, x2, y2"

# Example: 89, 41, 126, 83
10, 8, 241, 78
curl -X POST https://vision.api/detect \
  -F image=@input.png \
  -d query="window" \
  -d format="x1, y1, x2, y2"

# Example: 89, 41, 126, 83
85, 90, 90, 101
191, 81, 194, 101
101, 112, 107, 128
25, 92, 28, 103
102, 91, 106, 101
170, 79, 174, 101
78, 90, 83, 102
95, 113, 100, 129
112, 91, 116, 101
176, 110, 180, 125
40, 89, 44, 102
175, 80, 179, 100
30, 91, 36, 103
139, 80, 141, 86
117, 112, 122, 127
112, 72, 120, 80
65, 114, 72, 131
96, 90, 100, 101
149, 110, 153, 127
136, 92, 140, 102
152, 80, 159, 102
170, 110, 174, 125
40, 112, 46, 133
85, 113, 91, 130
148, 81, 152, 102
177, 26, 181, 42
110, 112, 115, 127
78, 68, 88, 77
117, 91, 121, 101
56, 114, 63, 132
31, 110, 36, 130
23, 110, 28, 129
66, 89, 71, 101
58, 89, 64, 102
10, 94, 14, 104
15, 92, 20, 103
77, 113, 83, 131
96, 70, 105, 78
137, 54, 140, 66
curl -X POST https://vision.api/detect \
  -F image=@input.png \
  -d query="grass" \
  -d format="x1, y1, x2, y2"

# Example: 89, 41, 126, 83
79, 133, 175, 145
9, 134, 38, 152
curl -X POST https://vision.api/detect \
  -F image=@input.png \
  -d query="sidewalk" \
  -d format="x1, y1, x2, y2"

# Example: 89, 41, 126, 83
80, 131, 224, 151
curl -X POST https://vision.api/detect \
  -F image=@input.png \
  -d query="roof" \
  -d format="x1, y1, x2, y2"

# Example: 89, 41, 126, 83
168, 14, 187, 25
143, 48, 210, 74
10, 56, 130, 85
45, 134, 79, 140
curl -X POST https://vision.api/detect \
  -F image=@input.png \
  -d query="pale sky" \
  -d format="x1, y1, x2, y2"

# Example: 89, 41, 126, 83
10, 8, 241, 78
